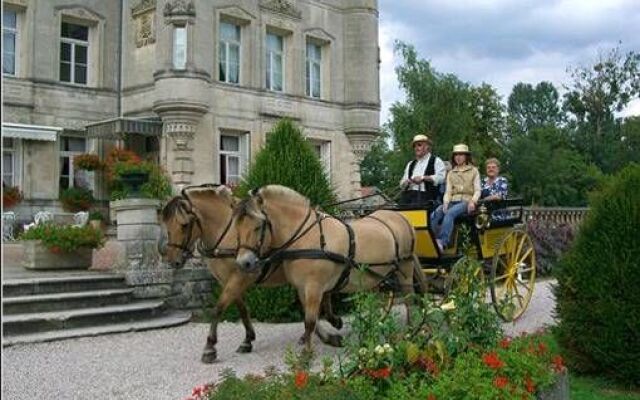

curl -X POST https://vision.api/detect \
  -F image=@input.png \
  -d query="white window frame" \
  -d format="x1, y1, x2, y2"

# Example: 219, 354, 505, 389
219, 21, 241, 84
306, 42, 322, 98
60, 22, 89, 85
3, 8, 19, 76
173, 25, 187, 70
265, 32, 284, 92
219, 132, 249, 186
2, 138, 21, 187
59, 136, 88, 191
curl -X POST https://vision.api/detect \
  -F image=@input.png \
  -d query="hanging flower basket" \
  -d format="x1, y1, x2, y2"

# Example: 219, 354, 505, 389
73, 153, 104, 171
2, 186, 23, 209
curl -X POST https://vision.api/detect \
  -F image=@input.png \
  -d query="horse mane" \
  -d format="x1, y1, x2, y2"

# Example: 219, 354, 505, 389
162, 185, 233, 221
259, 185, 309, 207
161, 196, 187, 221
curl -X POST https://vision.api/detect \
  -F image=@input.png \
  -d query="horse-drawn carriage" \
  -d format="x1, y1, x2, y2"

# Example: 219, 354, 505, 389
160, 184, 536, 360
386, 198, 536, 322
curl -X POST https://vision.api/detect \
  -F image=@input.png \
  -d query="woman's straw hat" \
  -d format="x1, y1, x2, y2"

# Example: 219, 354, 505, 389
452, 143, 471, 154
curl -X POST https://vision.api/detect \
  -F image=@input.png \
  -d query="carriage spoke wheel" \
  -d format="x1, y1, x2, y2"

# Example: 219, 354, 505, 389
490, 227, 536, 322
442, 257, 485, 311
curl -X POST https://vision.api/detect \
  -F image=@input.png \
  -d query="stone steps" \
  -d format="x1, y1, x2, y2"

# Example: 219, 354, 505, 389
2, 271, 191, 345
3, 274, 127, 297
2, 300, 167, 336
2, 288, 134, 314
2, 311, 192, 347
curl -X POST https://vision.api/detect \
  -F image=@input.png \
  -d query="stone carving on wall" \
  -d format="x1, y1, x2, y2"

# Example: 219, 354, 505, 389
131, 0, 156, 48
163, 0, 195, 18
260, 0, 301, 19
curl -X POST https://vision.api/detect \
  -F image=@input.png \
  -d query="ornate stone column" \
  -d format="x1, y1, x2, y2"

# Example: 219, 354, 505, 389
153, 101, 208, 189
346, 132, 375, 197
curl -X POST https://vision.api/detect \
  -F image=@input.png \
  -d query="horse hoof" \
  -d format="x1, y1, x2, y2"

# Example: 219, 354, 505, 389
236, 343, 252, 353
201, 350, 217, 364
328, 334, 343, 347
331, 317, 343, 331
298, 336, 306, 346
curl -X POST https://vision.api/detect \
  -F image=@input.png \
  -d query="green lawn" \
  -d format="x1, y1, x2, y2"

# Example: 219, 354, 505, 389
571, 375, 640, 400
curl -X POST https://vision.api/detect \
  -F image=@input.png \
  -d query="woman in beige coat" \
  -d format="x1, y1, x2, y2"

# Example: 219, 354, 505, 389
431, 144, 481, 251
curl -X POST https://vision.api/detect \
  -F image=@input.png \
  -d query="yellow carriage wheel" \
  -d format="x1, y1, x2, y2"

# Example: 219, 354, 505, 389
490, 227, 536, 322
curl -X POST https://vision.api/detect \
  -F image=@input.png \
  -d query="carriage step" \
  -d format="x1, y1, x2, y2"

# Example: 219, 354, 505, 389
2, 310, 191, 347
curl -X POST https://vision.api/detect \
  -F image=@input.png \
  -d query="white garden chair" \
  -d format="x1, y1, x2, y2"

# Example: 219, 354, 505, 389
34, 211, 54, 225
2, 211, 16, 241
73, 211, 89, 227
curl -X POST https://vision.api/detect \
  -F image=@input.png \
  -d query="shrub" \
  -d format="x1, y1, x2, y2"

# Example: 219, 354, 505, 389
236, 118, 337, 211
3, 185, 23, 208
59, 187, 94, 212
232, 119, 338, 321
554, 163, 640, 386
207, 283, 302, 323
526, 219, 576, 275
20, 223, 105, 253
89, 210, 104, 221
73, 153, 103, 171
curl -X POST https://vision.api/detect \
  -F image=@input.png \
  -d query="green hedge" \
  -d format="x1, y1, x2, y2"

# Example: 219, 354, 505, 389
554, 163, 640, 386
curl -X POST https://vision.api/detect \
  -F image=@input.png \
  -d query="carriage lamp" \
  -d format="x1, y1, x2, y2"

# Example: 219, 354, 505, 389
475, 204, 491, 230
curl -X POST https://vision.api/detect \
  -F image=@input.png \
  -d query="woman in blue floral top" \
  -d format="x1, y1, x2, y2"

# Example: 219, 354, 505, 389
481, 158, 508, 200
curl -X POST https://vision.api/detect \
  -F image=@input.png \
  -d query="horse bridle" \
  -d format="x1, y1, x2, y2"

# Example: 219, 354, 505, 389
237, 193, 314, 263
167, 184, 235, 262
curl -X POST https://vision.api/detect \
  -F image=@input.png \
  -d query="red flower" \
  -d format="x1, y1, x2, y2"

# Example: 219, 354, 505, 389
524, 376, 536, 393
294, 371, 309, 389
49, 246, 63, 254
552, 355, 565, 373
537, 342, 548, 355
417, 357, 440, 376
482, 352, 505, 369
367, 367, 392, 379
427, 394, 437, 400
494, 375, 509, 389
499, 337, 512, 349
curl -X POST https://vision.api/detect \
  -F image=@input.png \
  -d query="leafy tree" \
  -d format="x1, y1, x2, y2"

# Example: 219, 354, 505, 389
563, 46, 640, 172
360, 130, 395, 192
507, 81, 563, 136
381, 42, 505, 193
506, 126, 602, 206
237, 118, 337, 210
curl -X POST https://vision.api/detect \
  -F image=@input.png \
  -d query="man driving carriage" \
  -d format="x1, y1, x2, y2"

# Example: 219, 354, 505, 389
399, 134, 446, 206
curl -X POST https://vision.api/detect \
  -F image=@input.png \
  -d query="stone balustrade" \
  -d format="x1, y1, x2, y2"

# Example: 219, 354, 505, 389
523, 207, 589, 228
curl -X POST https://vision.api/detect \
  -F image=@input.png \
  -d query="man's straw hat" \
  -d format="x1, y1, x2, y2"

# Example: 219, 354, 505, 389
412, 134, 432, 146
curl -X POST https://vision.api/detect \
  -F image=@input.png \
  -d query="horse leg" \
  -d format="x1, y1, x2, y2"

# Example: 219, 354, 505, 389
298, 285, 323, 352
235, 297, 256, 354
321, 294, 343, 331
202, 277, 248, 363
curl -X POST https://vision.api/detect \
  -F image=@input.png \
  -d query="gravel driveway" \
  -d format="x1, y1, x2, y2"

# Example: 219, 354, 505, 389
2, 280, 556, 400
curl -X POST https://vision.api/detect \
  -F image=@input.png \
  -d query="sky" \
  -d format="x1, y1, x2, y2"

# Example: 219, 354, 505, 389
378, 0, 640, 125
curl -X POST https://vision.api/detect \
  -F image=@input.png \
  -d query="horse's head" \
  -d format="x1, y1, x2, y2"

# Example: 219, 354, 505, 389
233, 190, 272, 273
158, 194, 202, 269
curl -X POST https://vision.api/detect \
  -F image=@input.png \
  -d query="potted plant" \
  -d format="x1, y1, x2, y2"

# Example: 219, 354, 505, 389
59, 187, 94, 212
88, 210, 105, 230
73, 153, 104, 171
2, 185, 23, 209
19, 223, 105, 269
113, 161, 152, 198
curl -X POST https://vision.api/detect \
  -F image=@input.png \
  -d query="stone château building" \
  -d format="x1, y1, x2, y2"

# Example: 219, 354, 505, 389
2, 0, 380, 215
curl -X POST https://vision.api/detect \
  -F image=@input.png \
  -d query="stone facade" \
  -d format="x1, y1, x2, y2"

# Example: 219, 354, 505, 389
2, 0, 380, 211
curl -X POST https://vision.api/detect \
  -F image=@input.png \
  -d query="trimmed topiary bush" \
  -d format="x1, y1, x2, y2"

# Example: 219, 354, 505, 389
223, 119, 338, 322
554, 163, 640, 386
236, 118, 337, 211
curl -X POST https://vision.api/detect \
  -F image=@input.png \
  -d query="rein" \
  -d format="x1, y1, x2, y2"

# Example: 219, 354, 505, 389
243, 192, 410, 292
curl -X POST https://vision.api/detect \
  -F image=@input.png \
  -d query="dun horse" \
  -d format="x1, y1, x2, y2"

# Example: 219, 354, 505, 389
234, 185, 428, 350
158, 184, 343, 363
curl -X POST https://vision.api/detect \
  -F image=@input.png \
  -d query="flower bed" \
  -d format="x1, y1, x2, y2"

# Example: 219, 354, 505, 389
186, 251, 568, 400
